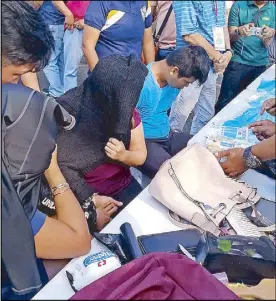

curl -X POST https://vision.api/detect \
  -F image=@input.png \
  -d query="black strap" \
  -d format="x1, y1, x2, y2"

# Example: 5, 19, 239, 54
153, 4, 173, 44
252, 9, 265, 27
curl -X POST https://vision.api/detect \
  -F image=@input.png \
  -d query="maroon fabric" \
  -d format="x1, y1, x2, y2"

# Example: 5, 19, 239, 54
70, 253, 239, 300
84, 110, 141, 196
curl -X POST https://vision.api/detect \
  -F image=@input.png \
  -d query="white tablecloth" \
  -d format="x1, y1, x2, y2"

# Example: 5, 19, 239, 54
33, 65, 275, 300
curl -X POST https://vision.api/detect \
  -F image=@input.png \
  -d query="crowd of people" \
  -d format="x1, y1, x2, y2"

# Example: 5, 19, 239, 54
1, 0, 275, 299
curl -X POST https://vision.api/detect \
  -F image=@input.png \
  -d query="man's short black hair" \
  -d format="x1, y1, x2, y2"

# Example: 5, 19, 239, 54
166, 46, 210, 85
1, 1, 54, 71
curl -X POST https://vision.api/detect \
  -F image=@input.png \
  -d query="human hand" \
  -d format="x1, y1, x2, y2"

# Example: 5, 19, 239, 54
75, 19, 84, 30
238, 23, 254, 37
65, 12, 75, 31
105, 138, 127, 162
249, 120, 276, 140
94, 195, 123, 210
95, 196, 123, 231
260, 98, 276, 116
261, 25, 275, 39
215, 148, 247, 177
214, 51, 232, 74
212, 50, 223, 63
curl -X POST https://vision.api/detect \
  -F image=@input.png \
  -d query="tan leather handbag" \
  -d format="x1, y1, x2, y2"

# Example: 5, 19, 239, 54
149, 144, 261, 236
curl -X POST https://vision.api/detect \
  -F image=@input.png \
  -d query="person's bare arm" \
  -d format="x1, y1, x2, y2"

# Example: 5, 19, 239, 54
142, 27, 155, 64
216, 135, 276, 177
21, 72, 40, 92
252, 135, 276, 161
184, 33, 222, 62
52, 1, 74, 30
34, 148, 91, 259
105, 123, 147, 167
124, 123, 147, 166
82, 24, 100, 71
261, 25, 275, 47
229, 23, 254, 43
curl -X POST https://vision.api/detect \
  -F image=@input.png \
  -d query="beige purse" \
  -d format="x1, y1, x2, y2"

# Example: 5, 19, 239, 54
149, 144, 261, 236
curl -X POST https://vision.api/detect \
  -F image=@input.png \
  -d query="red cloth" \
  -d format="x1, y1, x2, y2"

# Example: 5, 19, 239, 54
84, 110, 141, 196
66, 1, 90, 20
70, 253, 239, 300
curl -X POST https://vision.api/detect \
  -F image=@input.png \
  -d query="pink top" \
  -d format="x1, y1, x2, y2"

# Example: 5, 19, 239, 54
84, 110, 141, 196
66, 1, 90, 20
151, 1, 176, 49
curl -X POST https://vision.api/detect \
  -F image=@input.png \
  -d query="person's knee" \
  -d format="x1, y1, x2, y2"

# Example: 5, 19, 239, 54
140, 143, 171, 178
170, 132, 192, 155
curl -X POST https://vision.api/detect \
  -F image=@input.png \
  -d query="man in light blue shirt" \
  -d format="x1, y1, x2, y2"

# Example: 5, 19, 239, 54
169, 1, 233, 135
137, 46, 210, 178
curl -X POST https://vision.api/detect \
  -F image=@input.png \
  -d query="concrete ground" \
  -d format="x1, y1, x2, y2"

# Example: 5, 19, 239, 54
37, 59, 223, 136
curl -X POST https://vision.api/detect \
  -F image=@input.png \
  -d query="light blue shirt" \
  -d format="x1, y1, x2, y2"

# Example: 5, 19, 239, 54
173, 1, 226, 49
137, 63, 180, 139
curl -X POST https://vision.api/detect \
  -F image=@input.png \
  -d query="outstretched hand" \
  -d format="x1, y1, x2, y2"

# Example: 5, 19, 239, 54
215, 148, 247, 177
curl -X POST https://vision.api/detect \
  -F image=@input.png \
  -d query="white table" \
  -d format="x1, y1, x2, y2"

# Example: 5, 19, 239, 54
33, 66, 275, 300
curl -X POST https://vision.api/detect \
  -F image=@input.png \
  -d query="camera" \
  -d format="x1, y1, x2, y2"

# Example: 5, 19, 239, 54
249, 27, 263, 36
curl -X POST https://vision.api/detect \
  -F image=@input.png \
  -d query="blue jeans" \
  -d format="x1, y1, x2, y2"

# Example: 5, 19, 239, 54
63, 28, 84, 93
43, 24, 64, 97
169, 70, 218, 135
156, 47, 175, 61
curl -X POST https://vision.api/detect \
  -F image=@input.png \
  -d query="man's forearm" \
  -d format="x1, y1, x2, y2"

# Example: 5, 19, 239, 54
184, 33, 219, 61
224, 26, 231, 50
252, 135, 276, 161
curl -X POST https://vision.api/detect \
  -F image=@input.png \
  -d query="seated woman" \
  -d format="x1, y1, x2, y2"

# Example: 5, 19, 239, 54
2, 84, 91, 300
39, 54, 148, 234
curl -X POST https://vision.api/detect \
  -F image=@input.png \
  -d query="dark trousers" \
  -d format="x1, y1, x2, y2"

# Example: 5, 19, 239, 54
156, 47, 175, 61
139, 132, 192, 179
113, 176, 142, 209
215, 61, 266, 114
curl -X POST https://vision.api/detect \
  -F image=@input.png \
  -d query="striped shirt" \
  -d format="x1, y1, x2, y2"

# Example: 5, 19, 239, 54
173, 1, 226, 49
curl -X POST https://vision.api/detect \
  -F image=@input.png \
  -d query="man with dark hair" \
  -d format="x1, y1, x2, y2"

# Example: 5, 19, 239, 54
169, 1, 232, 135
137, 45, 210, 178
2, 1, 54, 85
2, 2, 91, 300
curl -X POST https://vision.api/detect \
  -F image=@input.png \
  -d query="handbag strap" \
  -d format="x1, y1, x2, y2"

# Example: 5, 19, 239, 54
168, 210, 205, 234
252, 9, 265, 27
153, 4, 173, 44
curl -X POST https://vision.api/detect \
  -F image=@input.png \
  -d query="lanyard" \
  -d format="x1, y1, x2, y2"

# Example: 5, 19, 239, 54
212, 0, 218, 22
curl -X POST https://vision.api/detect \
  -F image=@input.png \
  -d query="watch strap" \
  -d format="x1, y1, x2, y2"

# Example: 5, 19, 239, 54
243, 146, 262, 169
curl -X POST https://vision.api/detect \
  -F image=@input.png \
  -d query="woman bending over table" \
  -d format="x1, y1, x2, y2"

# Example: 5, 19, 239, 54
39, 54, 148, 234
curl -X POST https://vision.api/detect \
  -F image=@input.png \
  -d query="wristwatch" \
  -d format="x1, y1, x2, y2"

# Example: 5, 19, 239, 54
225, 48, 234, 56
243, 146, 262, 169
234, 28, 239, 36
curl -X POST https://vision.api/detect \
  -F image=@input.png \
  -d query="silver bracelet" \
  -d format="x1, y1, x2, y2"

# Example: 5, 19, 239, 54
51, 182, 69, 193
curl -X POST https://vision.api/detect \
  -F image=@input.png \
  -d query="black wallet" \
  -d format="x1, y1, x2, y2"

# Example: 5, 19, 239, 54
137, 229, 202, 257
197, 232, 276, 285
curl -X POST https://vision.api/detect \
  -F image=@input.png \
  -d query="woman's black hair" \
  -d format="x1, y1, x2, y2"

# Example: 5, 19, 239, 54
1, 1, 54, 71
166, 46, 210, 86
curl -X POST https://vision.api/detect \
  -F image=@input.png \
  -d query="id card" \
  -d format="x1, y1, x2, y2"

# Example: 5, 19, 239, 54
213, 27, 226, 51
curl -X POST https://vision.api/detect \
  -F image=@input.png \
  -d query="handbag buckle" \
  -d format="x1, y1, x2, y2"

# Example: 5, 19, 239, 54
210, 203, 227, 219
